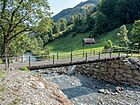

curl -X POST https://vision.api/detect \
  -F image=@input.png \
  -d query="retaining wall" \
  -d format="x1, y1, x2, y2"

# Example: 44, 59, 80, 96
75, 57, 140, 86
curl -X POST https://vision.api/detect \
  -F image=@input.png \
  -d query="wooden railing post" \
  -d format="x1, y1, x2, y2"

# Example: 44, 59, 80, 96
71, 51, 72, 63
127, 50, 129, 57
83, 51, 85, 57
29, 56, 31, 67
22, 56, 24, 63
90, 48, 92, 55
118, 51, 120, 57
109, 51, 112, 58
131, 50, 133, 57
85, 52, 88, 61
57, 52, 59, 60
8, 57, 10, 68
93, 50, 96, 55
98, 52, 100, 59
53, 55, 54, 64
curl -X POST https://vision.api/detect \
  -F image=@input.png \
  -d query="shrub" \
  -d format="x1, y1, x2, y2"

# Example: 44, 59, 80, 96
20, 67, 30, 71
104, 40, 113, 49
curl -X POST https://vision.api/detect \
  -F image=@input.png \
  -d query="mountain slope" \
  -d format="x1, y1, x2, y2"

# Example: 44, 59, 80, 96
46, 24, 133, 52
52, 0, 99, 22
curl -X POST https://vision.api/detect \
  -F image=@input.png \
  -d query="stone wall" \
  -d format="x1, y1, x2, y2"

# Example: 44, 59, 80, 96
75, 57, 140, 86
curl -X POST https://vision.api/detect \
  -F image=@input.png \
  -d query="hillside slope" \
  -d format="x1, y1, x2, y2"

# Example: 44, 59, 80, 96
52, 0, 99, 22
47, 24, 133, 53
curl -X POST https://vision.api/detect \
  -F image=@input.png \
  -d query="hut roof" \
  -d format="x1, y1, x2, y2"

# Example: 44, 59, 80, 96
83, 38, 96, 44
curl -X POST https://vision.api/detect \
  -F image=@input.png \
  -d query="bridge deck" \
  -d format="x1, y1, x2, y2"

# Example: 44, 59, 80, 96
0, 53, 127, 70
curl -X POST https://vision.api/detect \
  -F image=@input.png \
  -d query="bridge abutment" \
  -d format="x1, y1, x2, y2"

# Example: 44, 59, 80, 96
75, 57, 140, 86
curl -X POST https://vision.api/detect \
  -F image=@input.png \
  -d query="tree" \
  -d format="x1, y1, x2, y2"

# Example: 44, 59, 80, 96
117, 25, 129, 47
60, 22, 66, 31
37, 37, 44, 49
53, 24, 60, 34
0, 0, 51, 68
8, 34, 30, 56
131, 20, 140, 49
93, 12, 108, 35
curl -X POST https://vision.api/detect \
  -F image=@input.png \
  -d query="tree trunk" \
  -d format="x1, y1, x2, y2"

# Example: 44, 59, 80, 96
2, 42, 8, 69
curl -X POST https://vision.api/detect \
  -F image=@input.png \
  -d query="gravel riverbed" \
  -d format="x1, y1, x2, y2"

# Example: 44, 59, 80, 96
40, 69, 140, 105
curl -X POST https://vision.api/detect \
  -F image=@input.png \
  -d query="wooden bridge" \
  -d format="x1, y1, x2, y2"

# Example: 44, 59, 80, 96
0, 51, 129, 70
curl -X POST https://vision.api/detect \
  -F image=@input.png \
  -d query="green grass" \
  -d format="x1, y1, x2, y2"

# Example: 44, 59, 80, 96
46, 24, 133, 54
20, 67, 30, 71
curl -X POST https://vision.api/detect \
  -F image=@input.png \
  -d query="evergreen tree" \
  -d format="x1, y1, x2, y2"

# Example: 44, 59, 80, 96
117, 25, 129, 47
93, 12, 108, 35
131, 20, 140, 49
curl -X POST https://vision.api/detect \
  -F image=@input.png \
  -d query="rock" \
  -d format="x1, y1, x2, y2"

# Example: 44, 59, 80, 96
115, 86, 124, 93
98, 89, 111, 94
122, 73, 132, 78
115, 75, 123, 81
131, 65, 139, 70
129, 58, 139, 64
134, 76, 140, 81
124, 61, 132, 67
108, 68, 115, 75
10, 67, 15, 70
38, 82, 45, 89
133, 70, 140, 76
117, 69, 125, 74
125, 70, 132, 74
136, 62, 140, 66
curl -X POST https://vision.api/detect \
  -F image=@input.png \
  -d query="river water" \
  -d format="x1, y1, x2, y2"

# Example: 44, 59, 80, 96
23, 52, 36, 63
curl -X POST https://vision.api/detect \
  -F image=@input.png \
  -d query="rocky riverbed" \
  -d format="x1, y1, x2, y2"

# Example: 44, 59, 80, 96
37, 67, 140, 105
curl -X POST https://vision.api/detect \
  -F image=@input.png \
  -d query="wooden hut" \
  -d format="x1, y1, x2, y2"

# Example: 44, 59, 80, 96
83, 38, 96, 46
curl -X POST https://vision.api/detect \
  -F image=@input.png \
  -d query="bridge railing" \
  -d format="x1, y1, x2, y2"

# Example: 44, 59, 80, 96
0, 49, 139, 69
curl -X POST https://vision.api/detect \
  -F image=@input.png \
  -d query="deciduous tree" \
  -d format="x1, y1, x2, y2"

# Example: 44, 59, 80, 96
0, 0, 51, 68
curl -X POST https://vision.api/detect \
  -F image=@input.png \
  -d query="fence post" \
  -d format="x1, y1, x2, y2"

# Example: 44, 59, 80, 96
131, 50, 133, 57
93, 50, 96, 55
57, 52, 59, 60
86, 52, 88, 61
90, 48, 92, 55
22, 55, 24, 63
53, 55, 54, 64
98, 52, 100, 59
8, 57, 10, 68
83, 51, 85, 57
29, 56, 31, 67
127, 50, 129, 57
109, 51, 112, 58
71, 51, 72, 63
118, 51, 120, 57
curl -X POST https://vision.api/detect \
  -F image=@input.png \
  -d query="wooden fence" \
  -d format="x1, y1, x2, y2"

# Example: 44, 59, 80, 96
0, 49, 139, 69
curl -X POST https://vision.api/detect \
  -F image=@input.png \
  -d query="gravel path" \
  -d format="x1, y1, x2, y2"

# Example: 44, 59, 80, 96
44, 73, 140, 105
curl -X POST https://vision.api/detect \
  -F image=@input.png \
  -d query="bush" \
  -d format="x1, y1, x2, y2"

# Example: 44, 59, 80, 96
20, 67, 30, 71
104, 40, 113, 49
